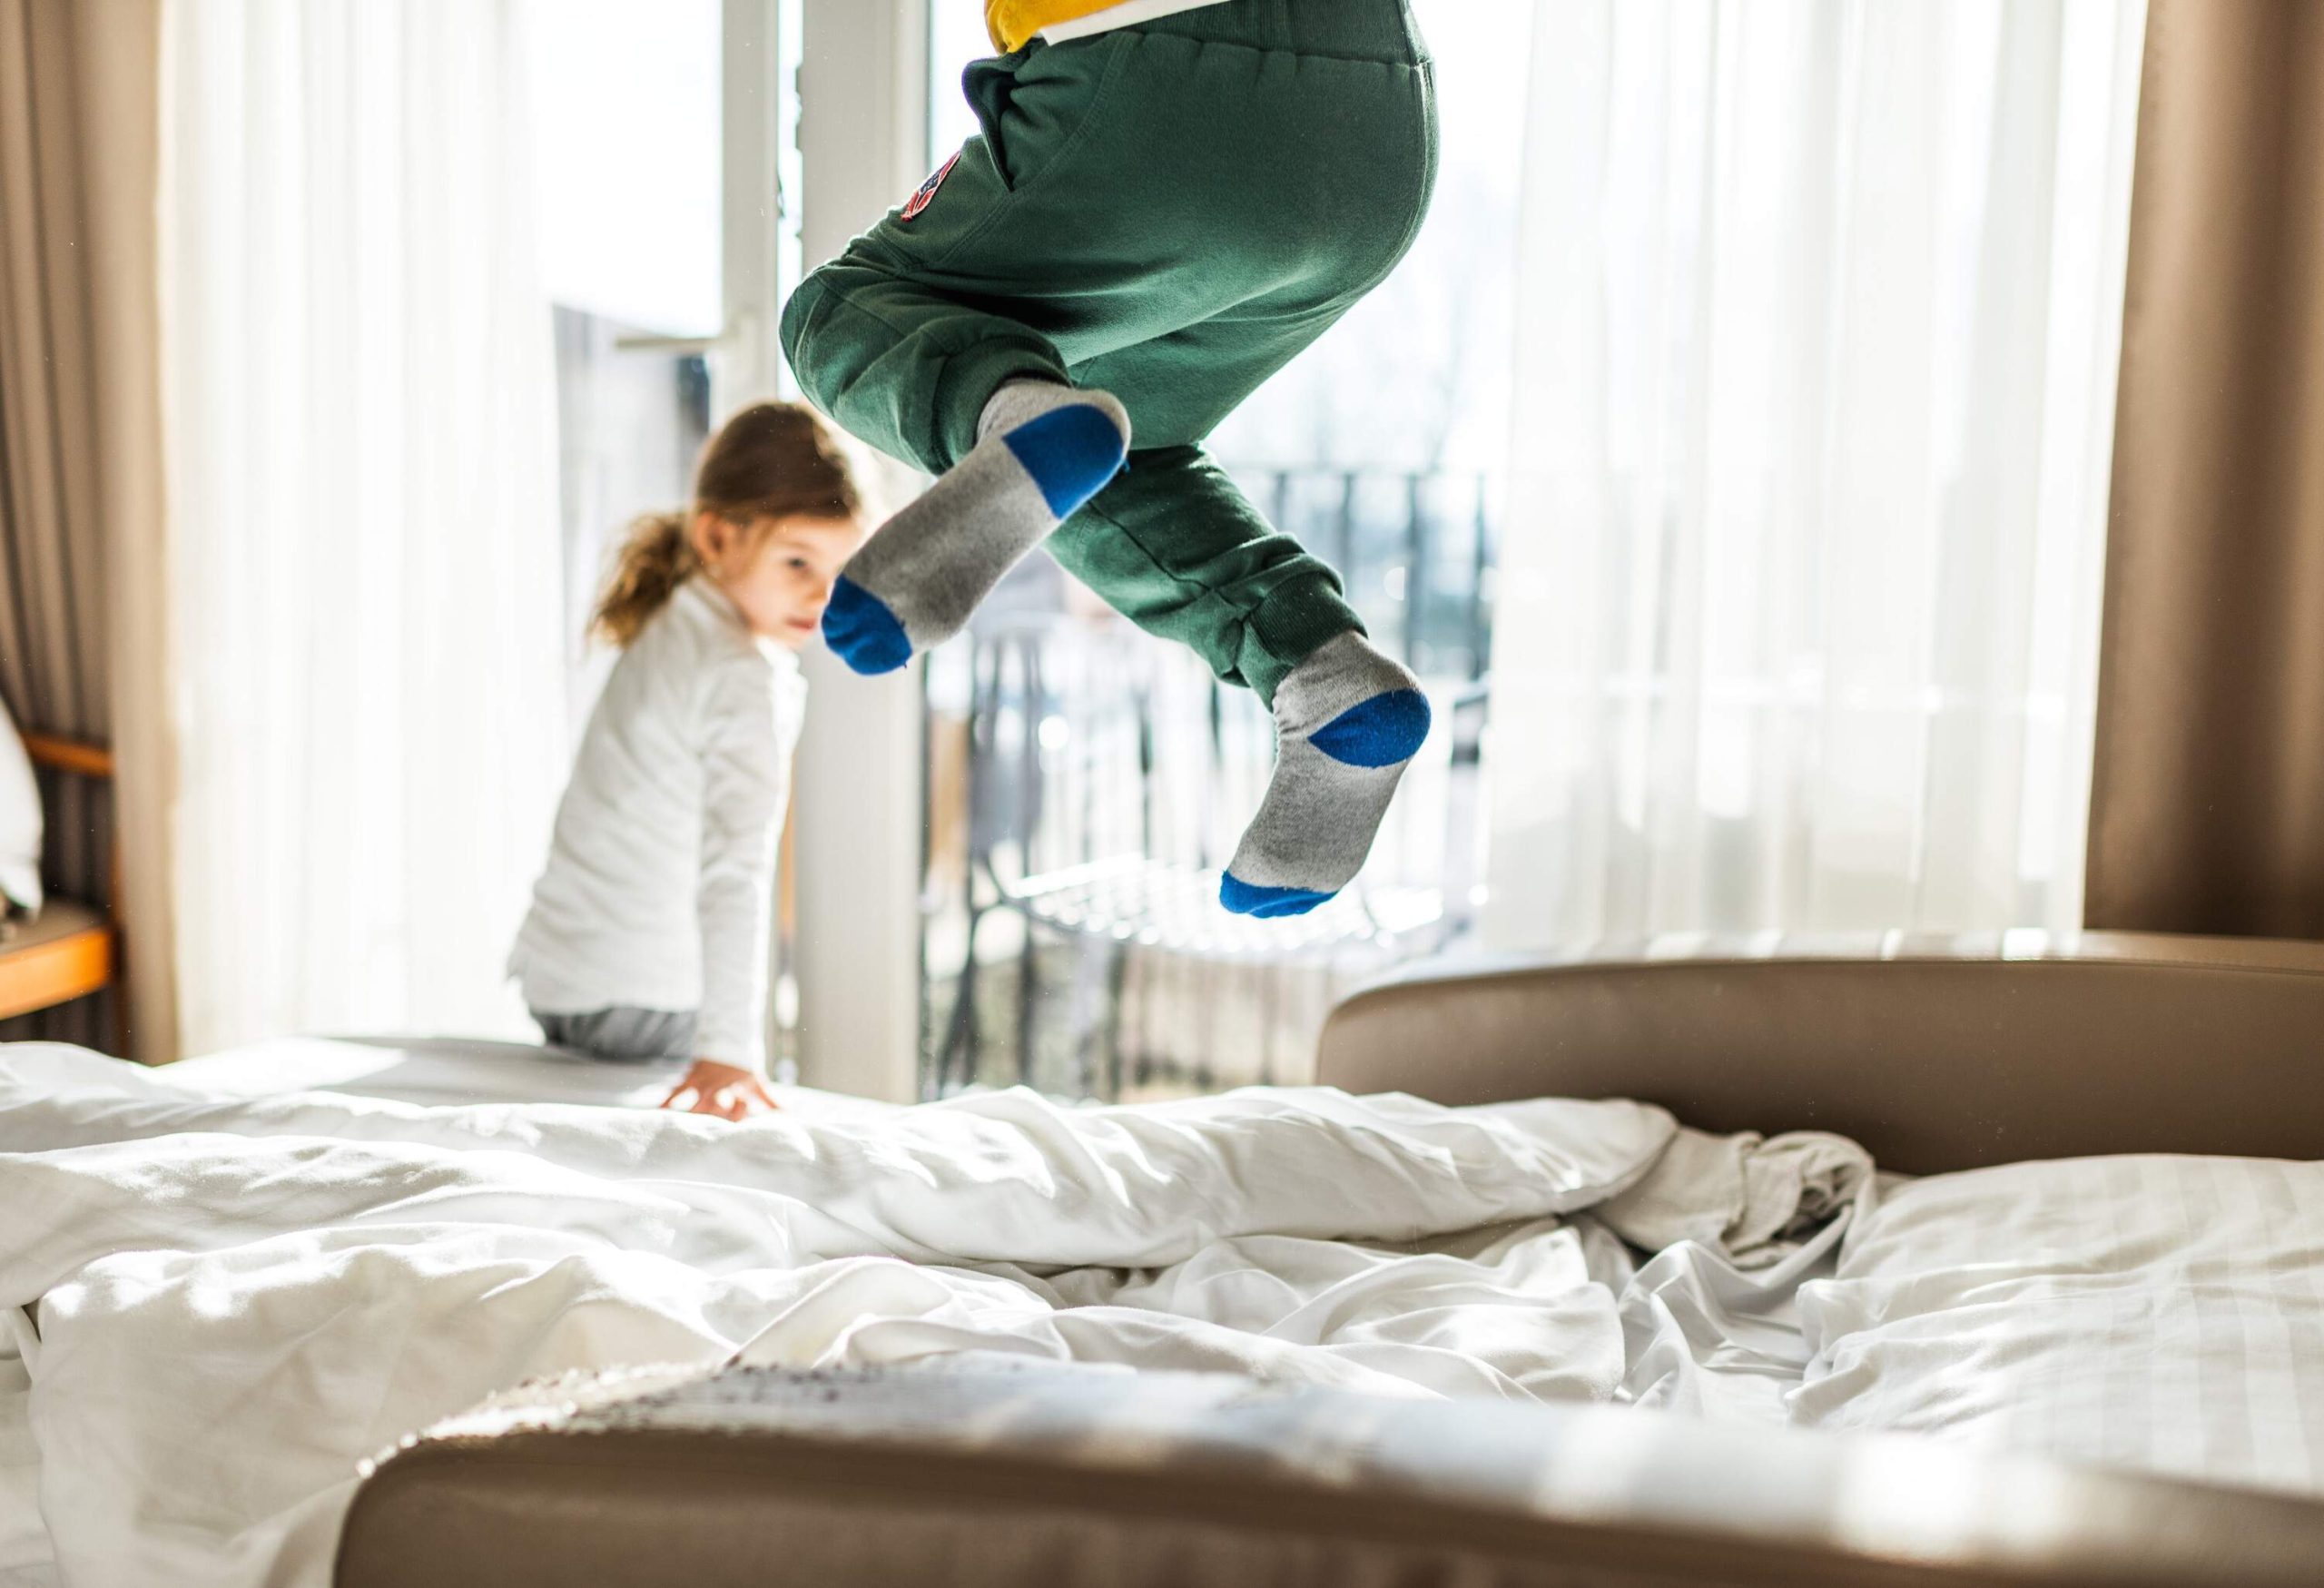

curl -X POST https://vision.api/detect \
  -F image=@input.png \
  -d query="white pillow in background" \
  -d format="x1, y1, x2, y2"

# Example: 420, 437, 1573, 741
0, 701, 40, 918
1792, 1154, 2324, 1496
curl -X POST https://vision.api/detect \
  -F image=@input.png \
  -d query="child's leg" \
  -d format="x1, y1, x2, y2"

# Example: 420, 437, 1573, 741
535, 1008, 697, 1063
1056, 449, 1429, 915
777, 37, 1163, 674
785, 0, 1438, 910
783, 257, 1135, 676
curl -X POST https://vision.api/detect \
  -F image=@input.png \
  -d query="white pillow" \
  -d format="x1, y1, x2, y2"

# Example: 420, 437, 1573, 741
0, 700, 39, 916
1793, 1154, 2324, 1496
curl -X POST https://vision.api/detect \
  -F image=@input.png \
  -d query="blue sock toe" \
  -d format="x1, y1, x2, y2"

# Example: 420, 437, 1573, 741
1001, 403, 1128, 519
1219, 873, 1337, 919
822, 577, 913, 676
1309, 688, 1432, 768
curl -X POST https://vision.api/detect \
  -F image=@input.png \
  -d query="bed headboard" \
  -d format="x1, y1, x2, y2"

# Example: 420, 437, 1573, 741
1315, 931, 2324, 1175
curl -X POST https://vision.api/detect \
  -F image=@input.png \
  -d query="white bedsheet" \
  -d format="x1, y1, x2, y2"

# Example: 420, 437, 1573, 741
1795, 1153, 2324, 1496
0, 1342, 47, 1588
0, 1041, 1865, 1588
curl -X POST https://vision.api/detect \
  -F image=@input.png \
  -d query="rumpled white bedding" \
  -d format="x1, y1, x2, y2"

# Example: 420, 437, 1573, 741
0, 1346, 39, 1588
0, 1041, 1868, 1588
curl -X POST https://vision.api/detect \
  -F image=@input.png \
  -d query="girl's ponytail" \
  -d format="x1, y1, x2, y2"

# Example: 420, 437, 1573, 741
592, 511, 697, 648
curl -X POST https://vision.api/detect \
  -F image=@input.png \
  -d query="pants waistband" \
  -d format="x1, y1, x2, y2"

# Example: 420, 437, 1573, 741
1123, 0, 1428, 66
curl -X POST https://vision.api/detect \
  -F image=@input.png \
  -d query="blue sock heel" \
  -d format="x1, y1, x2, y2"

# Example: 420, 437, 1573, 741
1001, 404, 1129, 519
822, 577, 913, 676
1309, 689, 1432, 767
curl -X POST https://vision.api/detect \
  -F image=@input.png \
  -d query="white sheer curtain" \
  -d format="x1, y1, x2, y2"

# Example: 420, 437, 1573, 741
162, 0, 566, 1052
1483, 0, 2146, 950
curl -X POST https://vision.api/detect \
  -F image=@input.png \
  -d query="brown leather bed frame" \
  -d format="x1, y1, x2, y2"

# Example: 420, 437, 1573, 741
336, 932, 2324, 1587
1320, 929, 2324, 1173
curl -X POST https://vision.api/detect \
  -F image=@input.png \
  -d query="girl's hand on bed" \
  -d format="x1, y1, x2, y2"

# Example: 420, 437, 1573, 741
659, 1060, 780, 1120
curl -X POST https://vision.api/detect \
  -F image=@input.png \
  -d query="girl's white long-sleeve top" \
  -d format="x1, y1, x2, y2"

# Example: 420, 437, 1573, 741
509, 578, 805, 1071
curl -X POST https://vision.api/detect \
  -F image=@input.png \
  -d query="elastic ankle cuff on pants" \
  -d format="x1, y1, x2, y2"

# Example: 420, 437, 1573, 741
1242, 578, 1368, 708
930, 343, 1072, 473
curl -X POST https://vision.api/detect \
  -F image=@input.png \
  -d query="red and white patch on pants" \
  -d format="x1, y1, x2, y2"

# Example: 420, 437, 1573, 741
901, 153, 962, 222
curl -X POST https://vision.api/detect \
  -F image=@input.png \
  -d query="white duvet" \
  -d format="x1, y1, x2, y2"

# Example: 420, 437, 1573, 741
0, 1043, 1868, 1588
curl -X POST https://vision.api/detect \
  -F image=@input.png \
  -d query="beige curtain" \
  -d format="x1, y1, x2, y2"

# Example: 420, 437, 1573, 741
0, 0, 177, 1057
2085, 0, 2324, 940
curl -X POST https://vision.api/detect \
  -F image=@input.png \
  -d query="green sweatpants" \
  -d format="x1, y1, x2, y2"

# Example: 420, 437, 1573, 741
779, 0, 1437, 705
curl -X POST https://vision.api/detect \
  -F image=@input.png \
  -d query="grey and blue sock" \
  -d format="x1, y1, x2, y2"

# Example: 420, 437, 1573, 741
822, 381, 1130, 674
1221, 632, 1432, 918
